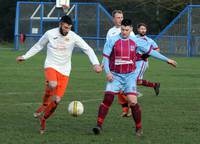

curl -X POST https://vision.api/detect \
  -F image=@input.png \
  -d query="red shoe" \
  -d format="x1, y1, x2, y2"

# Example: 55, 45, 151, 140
40, 117, 46, 134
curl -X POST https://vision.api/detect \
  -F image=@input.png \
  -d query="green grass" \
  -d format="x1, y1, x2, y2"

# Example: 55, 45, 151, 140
0, 50, 200, 144
0, 42, 14, 49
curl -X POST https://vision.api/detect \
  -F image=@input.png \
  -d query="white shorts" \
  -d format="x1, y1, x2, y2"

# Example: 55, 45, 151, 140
135, 60, 149, 80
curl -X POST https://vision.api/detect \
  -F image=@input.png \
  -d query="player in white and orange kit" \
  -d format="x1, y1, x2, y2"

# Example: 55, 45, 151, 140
16, 15, 102, 134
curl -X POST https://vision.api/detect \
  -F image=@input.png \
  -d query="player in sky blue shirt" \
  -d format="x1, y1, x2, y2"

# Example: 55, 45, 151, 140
117, 23, 163, 117
93, 19, 177, 136
135, 23, 161, 95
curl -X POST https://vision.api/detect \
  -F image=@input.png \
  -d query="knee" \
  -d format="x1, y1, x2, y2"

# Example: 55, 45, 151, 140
129, 102, 137, 107
48, 81, 57, 90
129, 103, 141, 112
103, 94, 114, 107
52, 96, 61, 104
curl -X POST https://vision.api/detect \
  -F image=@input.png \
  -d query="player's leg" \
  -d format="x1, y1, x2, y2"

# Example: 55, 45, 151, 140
42, 74, 68, 119
34, 68, 57, 118
93, 93, 115, 134
125, 72, 143, 136
139, 79, 160, 95
40, 68, 69, 134
93, 73, 121, 135
117, 93, 131, 117
137, 61, 160, 95
126, 94, 142, 136
34, 81, 54, 118
135, 60, 146, 96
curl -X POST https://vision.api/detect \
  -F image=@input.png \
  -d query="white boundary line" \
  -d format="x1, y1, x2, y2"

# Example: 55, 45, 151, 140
0, 98, 102, 106
0, 87, 199, 106
0, 90, 104, 96
1, 87, 200, 96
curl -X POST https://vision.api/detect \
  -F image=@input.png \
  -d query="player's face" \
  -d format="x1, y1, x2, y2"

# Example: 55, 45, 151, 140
113, 13, 123, 27
59, 22, 72, 36
138, 26, 147, 36
121, 25, 132, 38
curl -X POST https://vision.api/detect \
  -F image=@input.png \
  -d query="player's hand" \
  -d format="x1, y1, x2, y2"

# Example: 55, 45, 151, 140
100, 63, 104, 69
106, 72, 113, 82
93, 64, 102, 73
16, 56, 25, 62
167, 59, 177, 67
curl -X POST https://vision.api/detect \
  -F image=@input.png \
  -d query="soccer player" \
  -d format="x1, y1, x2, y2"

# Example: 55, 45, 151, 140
136, 23, 160, 95
106, 10, 135, 41
118, 23, 162, 117
16, 15, 102, 134
92, 19, 176, 136
106, 10, 135, 117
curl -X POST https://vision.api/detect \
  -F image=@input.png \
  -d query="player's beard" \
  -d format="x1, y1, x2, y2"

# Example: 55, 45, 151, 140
139, 32, 146, 37
59, 27, 68, 36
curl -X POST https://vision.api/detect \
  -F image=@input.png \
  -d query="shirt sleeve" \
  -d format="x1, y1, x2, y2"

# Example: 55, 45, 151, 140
102, 37, 115, 74
135, 38, 152, 54
148, 50, 169, 62
22, 32, 49, 60
106, 30, 110, 41
136, 38, 169, 62
151, 39, 159, 50
75, 34, 100, 65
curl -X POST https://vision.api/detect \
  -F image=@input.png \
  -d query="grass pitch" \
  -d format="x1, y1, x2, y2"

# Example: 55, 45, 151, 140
0, 49, 200, 144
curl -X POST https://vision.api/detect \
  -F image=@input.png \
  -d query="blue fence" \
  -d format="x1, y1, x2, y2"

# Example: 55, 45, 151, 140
15, 3, 200, 57
155, 5, 200, 57
14, 1, 113, 51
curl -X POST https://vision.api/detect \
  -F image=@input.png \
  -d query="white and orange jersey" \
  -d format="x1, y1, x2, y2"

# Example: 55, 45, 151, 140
106, 26, 135, 41
22, 28, 100, 76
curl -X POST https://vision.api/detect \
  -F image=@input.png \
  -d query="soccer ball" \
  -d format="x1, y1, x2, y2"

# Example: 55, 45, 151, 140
68, 101, 84, 116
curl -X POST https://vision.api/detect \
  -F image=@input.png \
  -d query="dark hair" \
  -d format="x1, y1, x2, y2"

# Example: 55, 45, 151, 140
137, 23, 147, 29
60, 15, 73, 25
121, 19, 132, 27
112, 10, 123, 17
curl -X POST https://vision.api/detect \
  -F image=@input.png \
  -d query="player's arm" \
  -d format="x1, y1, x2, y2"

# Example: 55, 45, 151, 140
136, 39, 177, 67
74, 35, 102, 73
102, 38, 114, 81
151, 39, 160, 51
16, 32, 49, 62
106, 29, 111, 41
149, 50, 177, 67
141, 39, 160, 60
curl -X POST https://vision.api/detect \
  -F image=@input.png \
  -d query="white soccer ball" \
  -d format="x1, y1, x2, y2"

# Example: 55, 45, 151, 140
68, 101, 84, 116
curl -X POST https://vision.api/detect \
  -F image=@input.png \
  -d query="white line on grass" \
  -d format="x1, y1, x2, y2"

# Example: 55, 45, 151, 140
1, 87, 200, 96
0, 98, 102, 106
0, 90, 104, 96
0, 87, 200, 106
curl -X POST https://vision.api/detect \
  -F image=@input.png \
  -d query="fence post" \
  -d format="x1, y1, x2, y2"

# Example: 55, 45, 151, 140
40, 2, 44, 34
74, 4, 78, 33
187, 6, 192, 57
14, 2, 20, 50
96, 3, 100, 51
